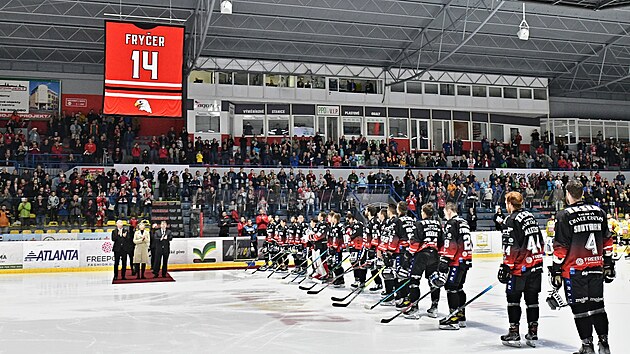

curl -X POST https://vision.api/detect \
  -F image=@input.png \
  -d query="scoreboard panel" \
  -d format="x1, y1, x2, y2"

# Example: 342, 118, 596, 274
103, 21, 184, 117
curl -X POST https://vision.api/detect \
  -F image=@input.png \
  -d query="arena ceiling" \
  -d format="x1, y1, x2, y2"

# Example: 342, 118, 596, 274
0, 0, 629, 99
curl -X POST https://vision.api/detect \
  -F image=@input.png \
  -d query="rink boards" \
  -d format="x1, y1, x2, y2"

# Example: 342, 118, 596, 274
0, 231, 504, 274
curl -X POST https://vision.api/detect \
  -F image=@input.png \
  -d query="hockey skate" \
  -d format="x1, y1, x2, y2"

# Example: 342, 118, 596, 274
350, 280, 363, 289
403, 305, 420, 320
456, 309, 467, 328
395, 298, 410, 309
426, 302, 438, 318
439, 311, 460, 330
501, 324, 522, 348
380, 298, 395, 307
525, 322, 538, 348
598, 335, 610, 354
369, 283, 383, 292
574, 338, 595, 354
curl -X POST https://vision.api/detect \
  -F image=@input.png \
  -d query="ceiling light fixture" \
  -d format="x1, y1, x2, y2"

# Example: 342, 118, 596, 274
518, 3, 530, 41
221, 0, 233, 14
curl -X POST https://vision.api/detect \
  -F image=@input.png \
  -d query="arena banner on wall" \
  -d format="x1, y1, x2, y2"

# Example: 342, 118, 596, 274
22, 241, 80, 269
169, 239, 223, 264
80, 240, 116, 268
0, 78, 61, 119
0, 242, 24, 269
471, 231, 502, 255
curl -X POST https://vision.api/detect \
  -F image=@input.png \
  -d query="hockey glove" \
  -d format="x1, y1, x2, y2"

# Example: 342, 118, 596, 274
497, 264, 512, 284
397, 266, 410, 280
548, 264, 563, 290
429, 271, 447, 288
438, 257, 450, 274
375, 258, 385, 269
603, 256, 616, 283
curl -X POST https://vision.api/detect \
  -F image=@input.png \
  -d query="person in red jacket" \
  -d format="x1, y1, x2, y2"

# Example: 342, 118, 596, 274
406, 192, 417, 215
256, 209, 269, 240
237, 217, 246, 237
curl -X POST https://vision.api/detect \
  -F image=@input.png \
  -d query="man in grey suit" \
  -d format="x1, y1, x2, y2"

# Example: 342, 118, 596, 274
153, 221, 172, 278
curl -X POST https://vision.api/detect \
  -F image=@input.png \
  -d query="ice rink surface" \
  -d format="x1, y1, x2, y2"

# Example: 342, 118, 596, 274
0, 258, 627, 354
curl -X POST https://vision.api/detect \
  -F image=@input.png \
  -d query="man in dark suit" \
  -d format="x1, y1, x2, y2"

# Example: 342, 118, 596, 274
153, 220, 172, 278
112, 220, 134, 279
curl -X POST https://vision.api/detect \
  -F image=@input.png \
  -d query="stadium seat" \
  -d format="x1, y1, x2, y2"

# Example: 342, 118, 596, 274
94, 229, 104, 233
21, 230, 31, 234
82, 229, 92, 233
47, 230, 56, 233
34, 230, 44, 234
106, 220, 116, 226
70, 229, 80, 233
58, 230, 68, 234
48, 221, 58, 227
9, 230, 19, 234
106, 228, 114, 233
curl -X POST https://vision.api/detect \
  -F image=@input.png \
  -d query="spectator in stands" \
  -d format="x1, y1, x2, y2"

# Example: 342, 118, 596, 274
0, 205, 11, 234
33, 195, 47, 227
18, 197, 31, 227
467, 207, 477, 231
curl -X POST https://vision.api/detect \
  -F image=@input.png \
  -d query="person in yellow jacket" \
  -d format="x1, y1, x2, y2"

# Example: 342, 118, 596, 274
545, 215, 556, 238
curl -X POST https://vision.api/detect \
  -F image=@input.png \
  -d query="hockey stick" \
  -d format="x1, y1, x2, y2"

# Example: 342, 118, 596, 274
331, 267, 385, 306
266, 251, 291, 278
379, 286, 441, 323
439, 281, 499, 322
298, 255, 333, 288
307, 258, 367, 295
364, 279, 411, 310
250, 249, 285, 275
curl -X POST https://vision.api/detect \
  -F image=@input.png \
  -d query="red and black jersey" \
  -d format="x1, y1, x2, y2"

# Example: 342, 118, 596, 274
287, 223, 297, 245
364, 217, 380, 249
310, 221, 328, 245
346, 220, 364, 250
502, 209, 545, 276
293, 222, 306, 245
440, 216, 473, 266
265, 222, 276, 243
553, 201, 613, 278
274, 225, 287, 246
409, 219, 443, 254
378, 217, 400, 253
396, 215, 415, 249
329, 223, 345, 251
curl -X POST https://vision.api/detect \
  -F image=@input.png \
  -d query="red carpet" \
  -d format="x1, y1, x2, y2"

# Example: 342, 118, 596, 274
112, 269, 175, 284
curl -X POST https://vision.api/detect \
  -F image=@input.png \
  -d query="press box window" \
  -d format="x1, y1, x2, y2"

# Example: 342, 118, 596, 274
293, 116, 315, 137
218, 72, 233, 85
343, 118, 362, 136
242, 117, 264, 136
534, 89, 548, 100
407, 82, 423, 94
267, 117, 289, 136
519, 88, 532, 99
453, 121, 470, 140
489, 87, 502, 97
472, 122, 487, 140
249, 73, 263, 86
389, 118, 408, 138
366, 119, 386, 137
457, 85, 471, 96
472, 85, 487, 97
195, 115, 220, 133
424, 83, 438, 94
503, 87, 518, 99
440, 83, 455, 96
234, 72, 248, 85
391, 82, 405, 93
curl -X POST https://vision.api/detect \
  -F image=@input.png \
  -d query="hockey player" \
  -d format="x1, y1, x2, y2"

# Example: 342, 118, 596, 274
274, 219, 288, 271
550, 180, 614, 354
329, 213, 345, 287
436, 202, 473, 330
394, 201, 414, 307
378, 205, 400, 306
291, 215, 307, 274
364, 206, 383, 292
264, 216, 277, 266
345, 212, 366, 288
404, 203, 443, 319
310, 212, 330, 280
498, 192, 545, 347
242, 219, 258, 258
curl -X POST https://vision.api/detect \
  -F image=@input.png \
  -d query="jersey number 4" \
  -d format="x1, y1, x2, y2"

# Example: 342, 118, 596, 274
585, 233, 598, 255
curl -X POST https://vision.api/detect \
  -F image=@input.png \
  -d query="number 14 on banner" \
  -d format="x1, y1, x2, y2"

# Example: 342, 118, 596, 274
131, 50, 158, 80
